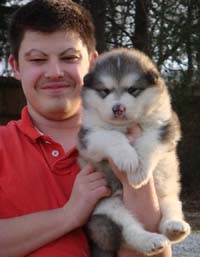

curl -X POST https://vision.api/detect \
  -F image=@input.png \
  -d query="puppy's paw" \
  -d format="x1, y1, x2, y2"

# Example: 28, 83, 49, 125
127, 163, 149, 188
140, 233, 169, 256
160, 219, 191, 243
108, 144, 138, 173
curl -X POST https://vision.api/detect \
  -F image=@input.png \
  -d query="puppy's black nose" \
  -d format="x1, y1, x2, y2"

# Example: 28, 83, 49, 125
112, 104, 126, 116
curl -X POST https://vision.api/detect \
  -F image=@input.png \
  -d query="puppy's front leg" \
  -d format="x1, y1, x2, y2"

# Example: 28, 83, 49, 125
156, 152, 191, 243
159, 195, 191, 243
129, 128, 166, 188
79, 128, 138, 173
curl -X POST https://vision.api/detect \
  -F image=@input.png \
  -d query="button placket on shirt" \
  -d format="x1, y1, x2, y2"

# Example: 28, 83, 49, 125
43, 140, 60, 158
42, 139, 62, 163
40, 137, 79, 174
51, 150, 60, 157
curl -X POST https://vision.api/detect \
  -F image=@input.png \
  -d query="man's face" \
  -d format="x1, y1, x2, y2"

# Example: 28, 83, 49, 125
9, 30, 97, 120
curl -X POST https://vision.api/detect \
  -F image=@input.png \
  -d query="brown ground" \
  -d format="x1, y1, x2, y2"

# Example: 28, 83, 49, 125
182, 193, 200, 231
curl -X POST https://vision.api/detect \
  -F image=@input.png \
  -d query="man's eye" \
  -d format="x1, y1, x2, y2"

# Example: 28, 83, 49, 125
30, 58, 46, 63
127, 86, 143, 97
61, 56, 79, 62
96, 88, 111, 98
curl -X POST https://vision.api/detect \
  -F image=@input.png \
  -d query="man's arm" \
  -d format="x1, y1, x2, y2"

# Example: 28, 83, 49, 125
120, 177, 172, 257
110, 161, 172, 257
0, 164, 110, 257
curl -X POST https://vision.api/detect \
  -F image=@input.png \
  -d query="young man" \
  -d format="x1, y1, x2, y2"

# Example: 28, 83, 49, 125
0, 0, 171, 256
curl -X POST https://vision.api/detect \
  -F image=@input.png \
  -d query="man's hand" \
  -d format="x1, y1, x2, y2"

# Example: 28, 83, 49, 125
126, 122, 142, 144
64, 164, 111, 228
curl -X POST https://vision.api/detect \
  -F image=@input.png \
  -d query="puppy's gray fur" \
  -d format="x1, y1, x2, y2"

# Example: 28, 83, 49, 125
78, 48, 190, 256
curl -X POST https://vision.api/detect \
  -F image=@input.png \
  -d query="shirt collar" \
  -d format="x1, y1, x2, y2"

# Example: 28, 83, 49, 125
17, 106, 42, 142
16, 106, 80, 174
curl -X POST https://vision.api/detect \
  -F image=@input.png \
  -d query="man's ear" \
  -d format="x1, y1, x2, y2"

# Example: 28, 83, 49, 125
8, 54, 21, 80
89, 50, 98, 68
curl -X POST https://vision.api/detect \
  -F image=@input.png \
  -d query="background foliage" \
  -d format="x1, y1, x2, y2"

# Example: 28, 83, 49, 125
0, 0, 199, 195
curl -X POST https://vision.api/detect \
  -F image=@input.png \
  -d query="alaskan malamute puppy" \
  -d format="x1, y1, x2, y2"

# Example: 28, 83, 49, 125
78, 48, 190, 257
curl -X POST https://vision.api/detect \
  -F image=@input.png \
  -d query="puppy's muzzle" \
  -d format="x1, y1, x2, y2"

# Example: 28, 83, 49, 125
112, 104, 126, 118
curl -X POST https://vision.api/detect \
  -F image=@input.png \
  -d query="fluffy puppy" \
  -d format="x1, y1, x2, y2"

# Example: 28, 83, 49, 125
78, 48, 190, 257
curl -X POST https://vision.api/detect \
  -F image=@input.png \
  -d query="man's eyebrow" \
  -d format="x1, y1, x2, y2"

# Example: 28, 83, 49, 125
24, 49, 47, 57
60, 48, 81, 56
24, 48, 81, 57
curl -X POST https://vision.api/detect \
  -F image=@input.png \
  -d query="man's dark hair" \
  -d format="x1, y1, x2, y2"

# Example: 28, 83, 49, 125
9, 0, 96, 60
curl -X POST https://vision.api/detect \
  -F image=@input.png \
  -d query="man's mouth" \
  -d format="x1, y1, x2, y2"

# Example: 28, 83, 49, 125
42, 82, 71, 89
40, 82, 73, 95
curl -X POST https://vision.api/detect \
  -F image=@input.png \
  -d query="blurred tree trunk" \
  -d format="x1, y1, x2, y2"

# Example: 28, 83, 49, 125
134, 0, 150, 54
85, 0, 107, 53
196, 2, 200, 81
156, 0, 166, 67
185, 0, 194, 84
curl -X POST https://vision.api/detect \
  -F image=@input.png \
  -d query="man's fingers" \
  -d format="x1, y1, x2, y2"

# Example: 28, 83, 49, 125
94, 185, 111, 198
90, 178, 108, 190
126, 123, 142, 144
80, 163, 95, 175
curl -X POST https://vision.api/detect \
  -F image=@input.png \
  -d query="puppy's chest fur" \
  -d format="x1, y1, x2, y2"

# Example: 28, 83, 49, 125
78, 108, 178, 194
78, 113, 129, 193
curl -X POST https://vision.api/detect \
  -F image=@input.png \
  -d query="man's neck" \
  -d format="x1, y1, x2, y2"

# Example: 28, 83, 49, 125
28, 107, 82, 152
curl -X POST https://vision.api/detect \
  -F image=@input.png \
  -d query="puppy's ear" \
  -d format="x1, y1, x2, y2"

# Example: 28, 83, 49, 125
83, 72, 93, 88
145, 69, 159, 85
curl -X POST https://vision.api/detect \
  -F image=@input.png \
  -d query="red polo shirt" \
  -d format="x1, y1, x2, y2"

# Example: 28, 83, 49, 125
0, 107, 90, 257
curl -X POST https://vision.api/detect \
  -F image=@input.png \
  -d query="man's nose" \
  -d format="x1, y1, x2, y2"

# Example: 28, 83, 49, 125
45, 60, 64, 79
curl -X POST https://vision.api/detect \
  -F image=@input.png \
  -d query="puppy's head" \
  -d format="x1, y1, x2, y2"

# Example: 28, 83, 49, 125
82, 48, 171, 125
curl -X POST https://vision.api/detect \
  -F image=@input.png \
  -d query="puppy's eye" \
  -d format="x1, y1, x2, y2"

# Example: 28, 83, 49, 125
96, 88, 111, 98
127, 86, 143, 97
